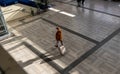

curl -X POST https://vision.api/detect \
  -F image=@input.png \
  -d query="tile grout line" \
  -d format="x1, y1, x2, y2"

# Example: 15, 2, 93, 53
62, 27, 120, 74
41, 17, 99, 44
7, 24, 64, 74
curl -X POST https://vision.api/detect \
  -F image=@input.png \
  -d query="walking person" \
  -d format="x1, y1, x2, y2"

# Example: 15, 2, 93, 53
77, 0, 85, 7
55, 26, 63, 47
77, 0, 81, 7
55, 26, 66, 55
81, 0, 85, 5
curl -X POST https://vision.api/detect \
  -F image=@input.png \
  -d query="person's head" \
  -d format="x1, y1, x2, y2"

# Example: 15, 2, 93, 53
56, 26, 60, 31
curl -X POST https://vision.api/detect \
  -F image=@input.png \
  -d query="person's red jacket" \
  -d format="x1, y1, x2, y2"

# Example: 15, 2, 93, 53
56, 29, 62, 41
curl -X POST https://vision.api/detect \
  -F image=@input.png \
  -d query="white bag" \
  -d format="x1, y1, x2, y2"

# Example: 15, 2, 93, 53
59, 45, 66, 55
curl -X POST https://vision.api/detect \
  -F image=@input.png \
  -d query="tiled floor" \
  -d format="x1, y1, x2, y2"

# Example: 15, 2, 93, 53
55, 0, 120, 17
1, 0, 120, 74
70, 33, 120, 74
1, 36, 60, 74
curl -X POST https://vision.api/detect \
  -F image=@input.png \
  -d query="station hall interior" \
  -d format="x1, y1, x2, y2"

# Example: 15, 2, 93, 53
0, 0, 120, 74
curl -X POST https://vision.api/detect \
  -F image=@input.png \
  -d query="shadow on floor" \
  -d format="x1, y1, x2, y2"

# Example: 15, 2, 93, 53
40, 54, 62, 64
18, 57, 40, 67
22, 41, 63, 72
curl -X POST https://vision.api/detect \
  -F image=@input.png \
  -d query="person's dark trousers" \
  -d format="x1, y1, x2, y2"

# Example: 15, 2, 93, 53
77, 0, 81, 6
81, 0, 85, 5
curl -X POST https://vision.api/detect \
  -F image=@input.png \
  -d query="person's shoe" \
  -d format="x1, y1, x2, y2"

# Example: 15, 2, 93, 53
55, 45, 58, 47
60, 51, 64, 56
60, 53, 64, 56
77, 5, 80, 7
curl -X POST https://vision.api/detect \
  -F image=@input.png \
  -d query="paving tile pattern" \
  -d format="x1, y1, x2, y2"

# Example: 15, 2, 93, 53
43, 2, 120, 41
1, 36, 60, 74
70, 34, 120, 74
56, 0, 120, 17
8, 18, 95, 68
5, 0, 120, 74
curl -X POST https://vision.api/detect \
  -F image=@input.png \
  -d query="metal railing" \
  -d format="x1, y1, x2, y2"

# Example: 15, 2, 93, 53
0, 6, 9, 36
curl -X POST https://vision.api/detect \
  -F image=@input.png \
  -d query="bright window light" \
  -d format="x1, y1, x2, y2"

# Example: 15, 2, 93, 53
59, 11, 75, 17
48, 8, 60, 12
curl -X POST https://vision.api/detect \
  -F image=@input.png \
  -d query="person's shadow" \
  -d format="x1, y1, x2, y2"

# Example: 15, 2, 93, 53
40, 54, 62, 64
40, 47, 62, 64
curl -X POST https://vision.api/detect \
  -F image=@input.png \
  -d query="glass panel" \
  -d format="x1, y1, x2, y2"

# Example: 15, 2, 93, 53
0, 7, 8, 36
